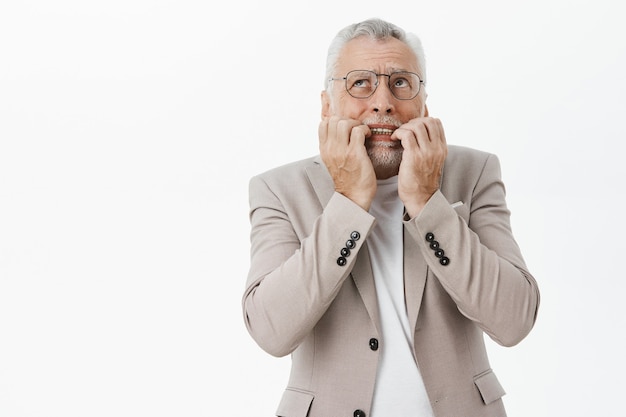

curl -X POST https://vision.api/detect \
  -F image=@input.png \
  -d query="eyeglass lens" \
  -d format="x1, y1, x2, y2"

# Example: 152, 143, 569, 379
345, 70, 420, 99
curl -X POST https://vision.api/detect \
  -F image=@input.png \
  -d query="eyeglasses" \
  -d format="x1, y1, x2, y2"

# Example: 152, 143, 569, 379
329, 70, 424, 100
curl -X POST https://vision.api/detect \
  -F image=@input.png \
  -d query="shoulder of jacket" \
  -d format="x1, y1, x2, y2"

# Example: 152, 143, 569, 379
447, 144, 493, 162
442, 145, 500, 190
251, 155, 321, 183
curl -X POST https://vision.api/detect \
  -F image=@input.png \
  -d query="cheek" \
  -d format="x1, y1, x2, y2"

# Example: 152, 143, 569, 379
400, 100, 426, 119
333, 95, 369, 118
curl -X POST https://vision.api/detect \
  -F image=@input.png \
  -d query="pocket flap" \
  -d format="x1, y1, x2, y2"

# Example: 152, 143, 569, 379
474, 369, 506, 405
276, 388, 314, 417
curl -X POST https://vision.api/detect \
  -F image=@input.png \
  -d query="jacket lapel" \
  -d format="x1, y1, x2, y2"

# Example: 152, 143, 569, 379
404, 226, 428, 335
350, 244, 381, 335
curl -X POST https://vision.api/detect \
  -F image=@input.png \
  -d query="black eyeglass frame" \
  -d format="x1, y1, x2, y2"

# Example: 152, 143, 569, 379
328, 70, 425, 100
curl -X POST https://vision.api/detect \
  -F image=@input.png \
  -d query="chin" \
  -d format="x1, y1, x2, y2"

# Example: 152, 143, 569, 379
367, 145, 403, 179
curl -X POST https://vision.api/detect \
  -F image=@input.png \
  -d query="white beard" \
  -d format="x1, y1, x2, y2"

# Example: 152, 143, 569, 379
366, 139, 403, 178
361, 115, 404, 178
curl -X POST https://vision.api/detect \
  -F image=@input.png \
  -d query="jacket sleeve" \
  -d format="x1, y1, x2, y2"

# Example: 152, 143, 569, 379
242, 175, 376, 357
404, 153, 540, 347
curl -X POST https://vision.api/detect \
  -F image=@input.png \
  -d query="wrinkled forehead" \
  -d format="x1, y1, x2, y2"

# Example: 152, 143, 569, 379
335, 36, 420, 75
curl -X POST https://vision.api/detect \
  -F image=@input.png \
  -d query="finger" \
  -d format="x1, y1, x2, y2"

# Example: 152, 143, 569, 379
421, 118, 448, 167
411, 122, 431, 149
349, 124, 371, 148
413, 118, 444, 154
318, 118, 329, 147
327, 116, 340, 148
435, 118, 447, 146
424, 117, 446, 146
393, 127, 419, 152
336, 118, 363, 144
324, 116, 349, 157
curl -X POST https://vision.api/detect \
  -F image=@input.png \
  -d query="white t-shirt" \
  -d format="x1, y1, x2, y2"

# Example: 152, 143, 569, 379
367, 176, 434, 417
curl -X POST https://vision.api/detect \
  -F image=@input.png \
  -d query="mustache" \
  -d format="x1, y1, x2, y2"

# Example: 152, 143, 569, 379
362, 115, 403, 128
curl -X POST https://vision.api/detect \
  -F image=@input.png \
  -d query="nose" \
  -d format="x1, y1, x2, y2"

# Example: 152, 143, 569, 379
371, 77, 395, 114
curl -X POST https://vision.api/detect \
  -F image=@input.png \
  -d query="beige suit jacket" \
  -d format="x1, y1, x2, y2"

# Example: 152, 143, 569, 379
243, 145, 540, 417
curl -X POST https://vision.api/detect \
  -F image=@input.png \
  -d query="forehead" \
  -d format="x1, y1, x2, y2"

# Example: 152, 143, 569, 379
336, 36, 419, 74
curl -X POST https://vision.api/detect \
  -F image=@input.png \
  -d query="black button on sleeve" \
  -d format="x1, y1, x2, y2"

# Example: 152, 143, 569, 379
346, 239, 356, 249
354, 410, 366, 417
340, 247, 351, 257
369, 338, 379, 351
425, 232, 450, 265
337, 257, 347, 266
350, 231, 361, 241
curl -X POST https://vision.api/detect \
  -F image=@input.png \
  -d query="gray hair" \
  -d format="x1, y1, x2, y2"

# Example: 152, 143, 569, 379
324, 18, 427, 90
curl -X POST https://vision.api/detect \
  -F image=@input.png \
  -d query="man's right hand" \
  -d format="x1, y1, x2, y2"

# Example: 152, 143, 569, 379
319, 116, 377, 211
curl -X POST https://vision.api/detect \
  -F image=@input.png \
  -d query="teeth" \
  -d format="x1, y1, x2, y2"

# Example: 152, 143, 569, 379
370, 127, 394, 135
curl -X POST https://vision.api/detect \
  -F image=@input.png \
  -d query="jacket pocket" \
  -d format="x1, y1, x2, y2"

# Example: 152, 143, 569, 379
275, 388, 314, 417
474, 369, 506, 405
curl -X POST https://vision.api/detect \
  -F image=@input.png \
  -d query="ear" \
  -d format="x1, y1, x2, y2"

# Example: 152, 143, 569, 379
321, 90, 331, 118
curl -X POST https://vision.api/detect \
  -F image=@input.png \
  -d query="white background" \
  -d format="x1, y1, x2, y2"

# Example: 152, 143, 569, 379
1, 0, 625, 416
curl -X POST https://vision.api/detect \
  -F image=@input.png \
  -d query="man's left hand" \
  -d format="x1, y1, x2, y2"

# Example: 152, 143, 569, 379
392, 117, 448, 218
